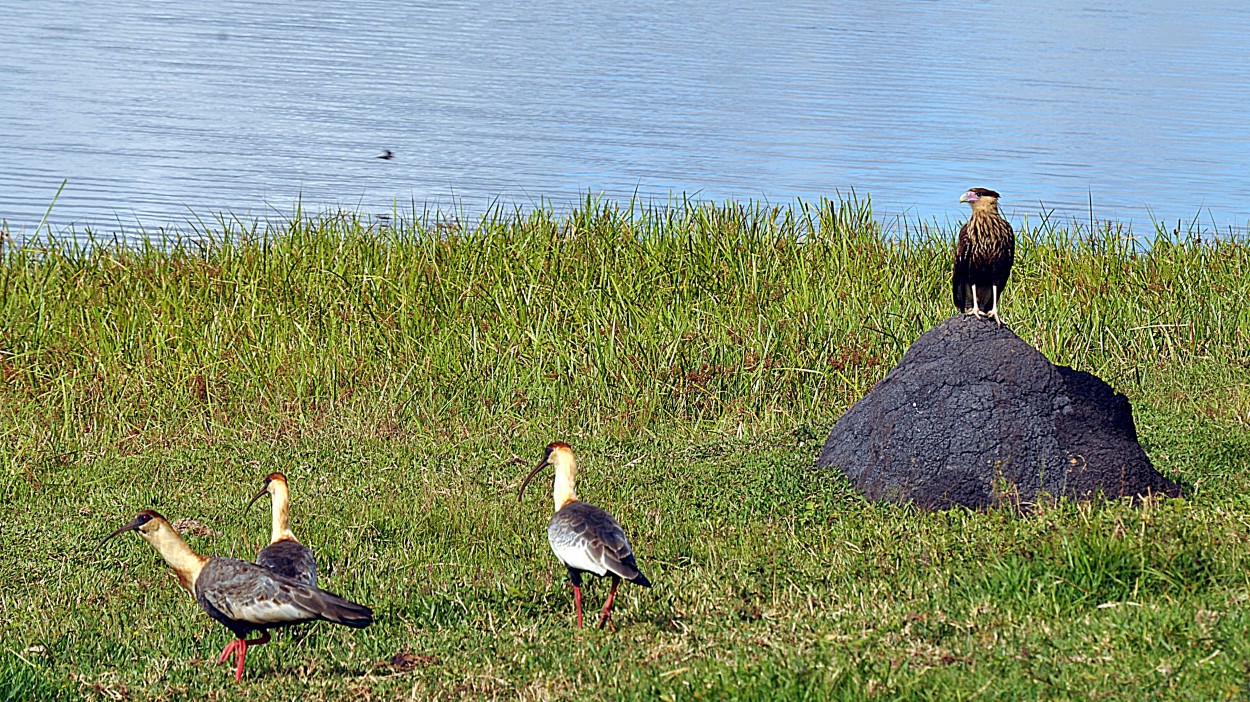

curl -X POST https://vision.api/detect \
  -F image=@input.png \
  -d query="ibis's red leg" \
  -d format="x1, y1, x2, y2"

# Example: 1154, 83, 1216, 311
235, 631, 271, 681
217, 632, 271, 681
216, 639, 242, 666
598, 576, 621, 630
573, 584, 584, 628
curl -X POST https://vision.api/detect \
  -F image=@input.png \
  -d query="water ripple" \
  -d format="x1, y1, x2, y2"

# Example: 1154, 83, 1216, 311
2, 0, 1248, 239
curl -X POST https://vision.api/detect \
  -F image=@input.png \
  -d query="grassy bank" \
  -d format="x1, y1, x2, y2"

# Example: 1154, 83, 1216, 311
2, 197, 1250, 699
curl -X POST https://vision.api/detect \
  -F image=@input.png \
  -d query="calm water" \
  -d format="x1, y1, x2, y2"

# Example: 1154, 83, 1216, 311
3, 1, 1249, 240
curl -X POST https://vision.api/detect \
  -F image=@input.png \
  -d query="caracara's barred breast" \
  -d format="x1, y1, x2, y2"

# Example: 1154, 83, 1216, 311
952, 211, 1015, 314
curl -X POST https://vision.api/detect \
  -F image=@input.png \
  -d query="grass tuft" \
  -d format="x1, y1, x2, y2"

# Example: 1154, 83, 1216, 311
2, 196, 1249, 698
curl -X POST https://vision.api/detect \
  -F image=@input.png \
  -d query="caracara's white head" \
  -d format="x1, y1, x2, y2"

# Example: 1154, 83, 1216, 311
960, 187, 1002, 214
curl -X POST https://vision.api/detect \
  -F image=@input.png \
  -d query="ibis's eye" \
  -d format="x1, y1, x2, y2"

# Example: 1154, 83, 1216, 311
138, 514, 152, 524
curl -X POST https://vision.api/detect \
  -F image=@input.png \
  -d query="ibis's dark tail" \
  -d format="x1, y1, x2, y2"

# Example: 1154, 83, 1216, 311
606, 552, 652, 588
303, 586, 374, 628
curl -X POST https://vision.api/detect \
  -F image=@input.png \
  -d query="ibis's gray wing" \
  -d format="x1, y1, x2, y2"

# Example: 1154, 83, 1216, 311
549, 502, 648, 585
256, 539, 318, 587
198, 558, 371, 628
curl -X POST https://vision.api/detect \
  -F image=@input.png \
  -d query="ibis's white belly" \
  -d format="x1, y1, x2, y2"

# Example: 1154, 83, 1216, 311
548, 525, 608, 576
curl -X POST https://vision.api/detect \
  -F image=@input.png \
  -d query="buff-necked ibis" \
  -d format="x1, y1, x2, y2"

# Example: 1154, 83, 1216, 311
100, 510, 372, 681
245, 472, 317, 587
518, 442, 651, 629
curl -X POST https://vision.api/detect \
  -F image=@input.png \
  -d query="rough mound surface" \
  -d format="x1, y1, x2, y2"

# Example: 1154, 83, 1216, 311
816, 315, 1181, 509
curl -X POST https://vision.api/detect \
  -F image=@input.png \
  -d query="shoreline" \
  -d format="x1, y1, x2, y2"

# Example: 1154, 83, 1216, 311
5, 193, 1249, 250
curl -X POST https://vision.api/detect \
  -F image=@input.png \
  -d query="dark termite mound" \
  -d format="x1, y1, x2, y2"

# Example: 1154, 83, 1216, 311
816, 315, 1181, 509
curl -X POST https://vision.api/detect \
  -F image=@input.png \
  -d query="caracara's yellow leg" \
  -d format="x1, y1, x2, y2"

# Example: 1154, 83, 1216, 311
970, 284, 986, 317
990, 285, 1002, 325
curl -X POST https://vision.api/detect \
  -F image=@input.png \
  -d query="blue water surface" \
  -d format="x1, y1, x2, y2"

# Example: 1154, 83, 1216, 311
2, 0, 1248, 240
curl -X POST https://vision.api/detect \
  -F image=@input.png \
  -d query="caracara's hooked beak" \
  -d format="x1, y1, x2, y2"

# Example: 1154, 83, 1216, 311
98, 514, 150, 551
517, 451, 553, 503
960, 190, 978, 204
244, 476, 273, 512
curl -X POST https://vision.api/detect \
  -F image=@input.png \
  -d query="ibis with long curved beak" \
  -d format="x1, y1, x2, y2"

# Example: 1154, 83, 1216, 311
245, 472, 317, 587
518, 442, 651, 629
100, 510, 372, 681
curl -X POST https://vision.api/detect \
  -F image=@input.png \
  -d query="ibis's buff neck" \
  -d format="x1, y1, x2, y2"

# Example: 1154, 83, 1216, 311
140, 520, 210, 594
269, 480, 296, 544
551, 453, 578, 512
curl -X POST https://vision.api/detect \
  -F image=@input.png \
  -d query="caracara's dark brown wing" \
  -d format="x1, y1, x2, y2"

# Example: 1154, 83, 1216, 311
952, 223, 974, 312
988, 226, 1015, 297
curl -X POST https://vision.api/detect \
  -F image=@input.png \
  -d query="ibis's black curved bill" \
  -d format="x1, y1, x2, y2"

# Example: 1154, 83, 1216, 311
99, 514, 147, 550
244, 485, 269, 512
243, 474, 277, 513
518, 456, 551, 502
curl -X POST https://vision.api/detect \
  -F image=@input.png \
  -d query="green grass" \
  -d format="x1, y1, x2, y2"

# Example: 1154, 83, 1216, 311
2, 196, 1250, 700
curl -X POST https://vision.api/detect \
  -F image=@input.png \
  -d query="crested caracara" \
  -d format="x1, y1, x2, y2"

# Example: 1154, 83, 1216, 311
952, 188, 1015, 321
